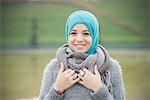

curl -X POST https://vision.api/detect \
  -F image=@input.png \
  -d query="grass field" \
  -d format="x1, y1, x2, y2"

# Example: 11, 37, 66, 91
1, 49, 149, 100
1, 0, 148, 47
1, 1, 149, 100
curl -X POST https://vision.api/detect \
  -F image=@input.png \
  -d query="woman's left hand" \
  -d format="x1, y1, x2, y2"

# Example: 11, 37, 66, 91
78, 65, 102, 93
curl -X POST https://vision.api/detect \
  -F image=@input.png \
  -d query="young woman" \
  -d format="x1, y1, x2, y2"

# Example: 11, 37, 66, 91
39, 10, 125, 100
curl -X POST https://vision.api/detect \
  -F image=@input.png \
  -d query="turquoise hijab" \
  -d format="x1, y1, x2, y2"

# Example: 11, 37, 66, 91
65, 10, 100, 54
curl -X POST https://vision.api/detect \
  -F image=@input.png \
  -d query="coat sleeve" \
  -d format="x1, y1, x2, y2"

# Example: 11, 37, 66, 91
90, 59, 125, 100
38, 59, 64, 100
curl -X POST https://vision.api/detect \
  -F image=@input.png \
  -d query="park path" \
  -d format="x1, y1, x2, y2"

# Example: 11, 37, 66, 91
1, 48, 149, 56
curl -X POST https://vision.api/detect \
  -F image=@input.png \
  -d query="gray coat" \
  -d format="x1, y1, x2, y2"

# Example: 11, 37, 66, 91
39, 50, 125, 100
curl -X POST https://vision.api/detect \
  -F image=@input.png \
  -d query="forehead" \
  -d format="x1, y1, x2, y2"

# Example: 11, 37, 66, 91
72, 24, 88, 31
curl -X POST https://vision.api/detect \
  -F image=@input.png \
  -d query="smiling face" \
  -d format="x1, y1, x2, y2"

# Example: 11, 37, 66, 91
68, 24, 92, 53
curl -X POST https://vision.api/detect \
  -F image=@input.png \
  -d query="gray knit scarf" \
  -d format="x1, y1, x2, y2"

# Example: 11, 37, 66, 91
56, 44, 113, 94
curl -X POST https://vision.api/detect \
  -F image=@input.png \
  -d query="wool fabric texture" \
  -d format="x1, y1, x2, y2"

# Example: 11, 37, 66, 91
65, 10, 100, 54
38, 45, 125, 100
56, 44, 113, 94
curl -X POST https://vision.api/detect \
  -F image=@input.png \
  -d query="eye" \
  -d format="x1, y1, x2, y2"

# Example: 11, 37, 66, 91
83, 32, 90, 36
69, 32, 77, 36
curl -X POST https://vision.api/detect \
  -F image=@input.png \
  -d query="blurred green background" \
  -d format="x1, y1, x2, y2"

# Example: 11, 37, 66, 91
1, 0, 149, 100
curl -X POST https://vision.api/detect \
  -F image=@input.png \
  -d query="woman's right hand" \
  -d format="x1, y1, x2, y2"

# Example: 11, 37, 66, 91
55, 62, 80, 92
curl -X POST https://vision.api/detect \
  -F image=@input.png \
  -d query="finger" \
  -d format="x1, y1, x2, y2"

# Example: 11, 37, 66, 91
78, 74, 84, 80
68, 70, 75, 76
78, 79, 84, 85
83, 68, 89, 74
58, 62, 64, 75
64, 69, 72, 74
72, 77, 80, 84
72, 73, 78, 80
79, 70, 85, 76
94, 65, 99, 75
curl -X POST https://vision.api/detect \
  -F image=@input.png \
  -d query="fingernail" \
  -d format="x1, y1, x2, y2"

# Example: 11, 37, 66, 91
83, 68, 86, 71
80, 70, 85, 76
60, 62, 63, 65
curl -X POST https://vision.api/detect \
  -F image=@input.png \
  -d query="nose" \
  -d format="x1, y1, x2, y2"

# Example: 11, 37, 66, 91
76, 34, 83, 43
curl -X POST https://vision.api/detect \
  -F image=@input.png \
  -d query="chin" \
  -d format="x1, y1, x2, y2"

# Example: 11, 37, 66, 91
75, 49, 86, 53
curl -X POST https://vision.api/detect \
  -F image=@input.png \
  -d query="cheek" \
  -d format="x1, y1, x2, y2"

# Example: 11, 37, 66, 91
68, 36, 75, 45
87, 37, 92, 46
69, 36, 73, 41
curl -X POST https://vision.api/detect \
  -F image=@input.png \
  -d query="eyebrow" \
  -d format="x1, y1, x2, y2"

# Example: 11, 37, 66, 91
83, 30, 89, 32
71, 30, 89, 32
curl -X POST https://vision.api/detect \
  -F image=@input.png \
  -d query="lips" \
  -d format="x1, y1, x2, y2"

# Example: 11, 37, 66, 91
75, 44, 85, 49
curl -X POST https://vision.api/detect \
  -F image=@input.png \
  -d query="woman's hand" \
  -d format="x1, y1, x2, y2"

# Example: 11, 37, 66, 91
78, 65, 102, 93
55, 62, 80, 92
